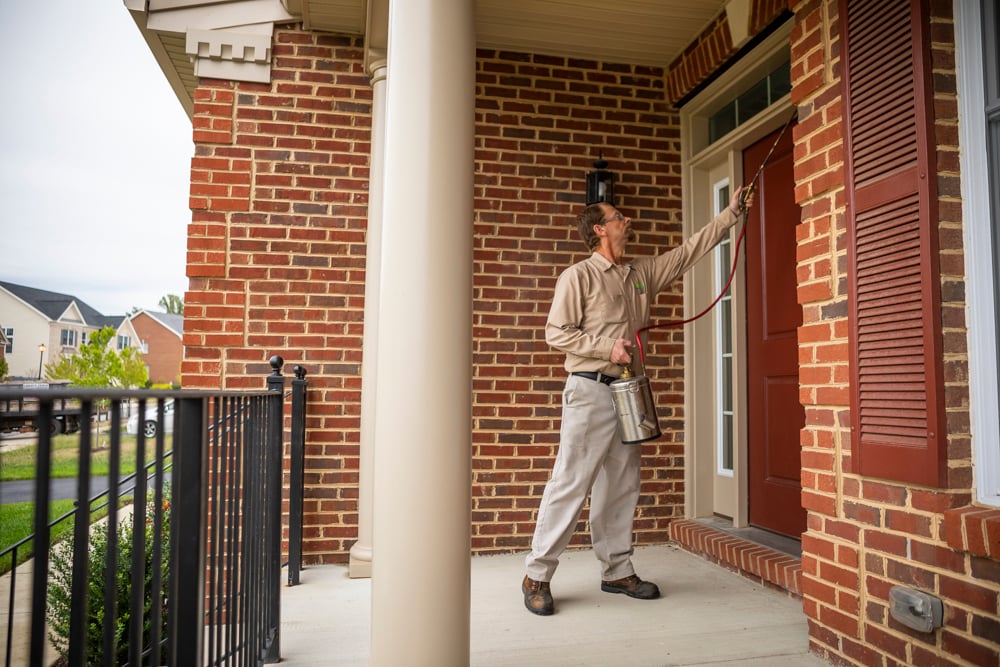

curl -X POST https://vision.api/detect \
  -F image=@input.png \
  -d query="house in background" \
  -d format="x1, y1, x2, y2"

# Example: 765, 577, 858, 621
129, 310, 183, 386
0, 280, 141, 380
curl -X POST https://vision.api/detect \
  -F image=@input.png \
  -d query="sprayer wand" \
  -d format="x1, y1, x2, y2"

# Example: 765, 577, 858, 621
738, 110, 797, 213
632, 109, 797, 366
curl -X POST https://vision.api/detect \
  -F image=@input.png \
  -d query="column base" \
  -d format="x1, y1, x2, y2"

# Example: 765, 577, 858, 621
349, 543, 372, 578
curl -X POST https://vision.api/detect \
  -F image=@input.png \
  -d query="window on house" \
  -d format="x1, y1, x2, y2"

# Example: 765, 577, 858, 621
714, 180, 735, 476
987, 0, 1000, 506
986, 3, 1000, 383
957, 0, 1000, 506
709, 60, 791, 143
117, 335, 130, 350
60, 329, 77, 347
3, 327, 12, 354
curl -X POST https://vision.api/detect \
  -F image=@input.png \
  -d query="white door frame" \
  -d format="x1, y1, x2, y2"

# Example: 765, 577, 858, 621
680, 22, 794, 528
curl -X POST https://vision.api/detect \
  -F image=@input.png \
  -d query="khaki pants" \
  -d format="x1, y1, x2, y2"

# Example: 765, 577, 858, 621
525, 374, 641, 582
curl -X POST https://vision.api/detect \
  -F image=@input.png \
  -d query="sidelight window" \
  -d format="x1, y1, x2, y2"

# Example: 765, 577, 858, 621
714, 180, 735, 476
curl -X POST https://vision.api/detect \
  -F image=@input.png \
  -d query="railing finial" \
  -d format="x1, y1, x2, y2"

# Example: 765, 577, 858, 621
293, 365, 308, 380
269, 356, 284, 376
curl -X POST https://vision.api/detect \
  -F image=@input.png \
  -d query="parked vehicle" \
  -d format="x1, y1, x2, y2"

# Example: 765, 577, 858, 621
0, 382, 82, 434
126, 399, 174, 437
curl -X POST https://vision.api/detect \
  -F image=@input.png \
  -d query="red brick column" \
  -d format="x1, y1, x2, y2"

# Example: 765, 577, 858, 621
183, 30, 371, 562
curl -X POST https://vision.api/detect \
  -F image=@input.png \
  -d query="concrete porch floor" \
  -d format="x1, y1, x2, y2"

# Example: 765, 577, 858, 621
278, 544, 830, 666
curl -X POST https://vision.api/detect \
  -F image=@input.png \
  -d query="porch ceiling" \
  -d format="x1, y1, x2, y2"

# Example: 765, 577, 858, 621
290, 0, 729, 67
130, 0, 729, 117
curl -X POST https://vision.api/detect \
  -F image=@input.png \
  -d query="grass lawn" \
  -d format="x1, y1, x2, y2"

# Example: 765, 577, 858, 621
0, 499, 83, 574
1, 430, 171, 574
0, 431, 171, 482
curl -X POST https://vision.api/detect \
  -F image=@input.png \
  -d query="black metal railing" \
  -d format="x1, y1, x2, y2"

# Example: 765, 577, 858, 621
0, 356, 308, 667
286, 365, 307, 587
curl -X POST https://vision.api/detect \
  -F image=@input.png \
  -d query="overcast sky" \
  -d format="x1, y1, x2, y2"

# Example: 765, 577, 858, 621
0, 1, 192, 316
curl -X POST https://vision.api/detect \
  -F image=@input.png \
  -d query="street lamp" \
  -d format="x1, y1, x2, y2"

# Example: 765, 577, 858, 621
37, 344, 46, 380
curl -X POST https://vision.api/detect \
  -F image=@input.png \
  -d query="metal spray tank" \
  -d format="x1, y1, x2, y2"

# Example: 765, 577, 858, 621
609, 364, 661, 444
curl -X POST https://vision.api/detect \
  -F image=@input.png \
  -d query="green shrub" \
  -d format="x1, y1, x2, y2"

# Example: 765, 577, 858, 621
46, 495, 171, 666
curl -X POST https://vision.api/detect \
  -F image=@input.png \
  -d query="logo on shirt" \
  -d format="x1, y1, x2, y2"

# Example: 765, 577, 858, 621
633, 281, 646, 295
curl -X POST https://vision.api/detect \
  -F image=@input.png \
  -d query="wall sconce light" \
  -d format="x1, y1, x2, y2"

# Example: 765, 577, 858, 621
586, 153, 615, 206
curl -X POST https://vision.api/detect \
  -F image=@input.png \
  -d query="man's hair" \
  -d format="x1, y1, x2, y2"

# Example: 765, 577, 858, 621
576, 204, 606, 251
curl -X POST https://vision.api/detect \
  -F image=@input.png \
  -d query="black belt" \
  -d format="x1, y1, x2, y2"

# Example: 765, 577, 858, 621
571, 371, 618, 385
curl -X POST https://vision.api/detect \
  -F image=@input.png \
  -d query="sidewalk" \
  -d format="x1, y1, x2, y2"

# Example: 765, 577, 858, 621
279, 544, 830, 666
0, 559, 58, 667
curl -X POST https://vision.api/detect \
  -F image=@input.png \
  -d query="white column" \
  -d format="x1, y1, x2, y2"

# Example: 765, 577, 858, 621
349, 54, 387, 579
369, 0, 475, 664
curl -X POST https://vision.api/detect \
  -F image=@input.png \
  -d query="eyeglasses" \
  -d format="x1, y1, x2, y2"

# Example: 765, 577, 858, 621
601, 212, 626, 224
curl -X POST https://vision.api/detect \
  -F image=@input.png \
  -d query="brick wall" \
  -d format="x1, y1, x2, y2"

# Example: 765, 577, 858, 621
184, 30, 372, 560
472, 49, 683, 553
789, 1, 999, 665
183, 27, 689, 563
664, 0, 789, 105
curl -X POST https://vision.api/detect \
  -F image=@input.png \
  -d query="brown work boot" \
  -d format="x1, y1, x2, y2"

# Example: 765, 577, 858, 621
522, 575, 554, 615
601, 574, 660, 600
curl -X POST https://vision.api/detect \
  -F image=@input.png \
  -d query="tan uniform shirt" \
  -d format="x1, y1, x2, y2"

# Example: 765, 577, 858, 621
545, 208, 740, 376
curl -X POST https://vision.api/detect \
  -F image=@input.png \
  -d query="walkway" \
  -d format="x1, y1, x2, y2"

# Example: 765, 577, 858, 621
279, 544, 830, 666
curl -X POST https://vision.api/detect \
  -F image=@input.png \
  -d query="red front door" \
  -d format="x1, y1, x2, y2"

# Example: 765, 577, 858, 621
744, 123, 806, 538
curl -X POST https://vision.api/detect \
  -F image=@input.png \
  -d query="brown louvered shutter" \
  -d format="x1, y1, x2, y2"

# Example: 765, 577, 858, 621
840, 0, 946, 486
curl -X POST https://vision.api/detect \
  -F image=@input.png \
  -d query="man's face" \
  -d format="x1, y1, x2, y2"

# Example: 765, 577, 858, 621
597, 205, 637, 245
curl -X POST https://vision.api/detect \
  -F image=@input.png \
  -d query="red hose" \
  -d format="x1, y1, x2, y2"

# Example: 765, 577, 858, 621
634, 220, 749, 366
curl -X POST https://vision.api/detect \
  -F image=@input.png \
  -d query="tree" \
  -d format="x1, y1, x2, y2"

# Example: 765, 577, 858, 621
46, 328, 147, 444
158, 294, 183, 315
46, 327, 148, 389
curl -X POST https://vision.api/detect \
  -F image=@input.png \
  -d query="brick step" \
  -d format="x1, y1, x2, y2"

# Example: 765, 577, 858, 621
669, 519, 802, 598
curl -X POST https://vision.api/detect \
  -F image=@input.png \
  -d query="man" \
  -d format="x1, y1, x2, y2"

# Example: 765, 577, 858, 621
522, 186, 752, 615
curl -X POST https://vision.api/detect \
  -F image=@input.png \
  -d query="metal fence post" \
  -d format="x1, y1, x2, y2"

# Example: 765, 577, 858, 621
67, 400, 94, 667
28, 400, 53, 667
287, 365, 308, 586
168, 397, 208, 667
264, 357, 285, 663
